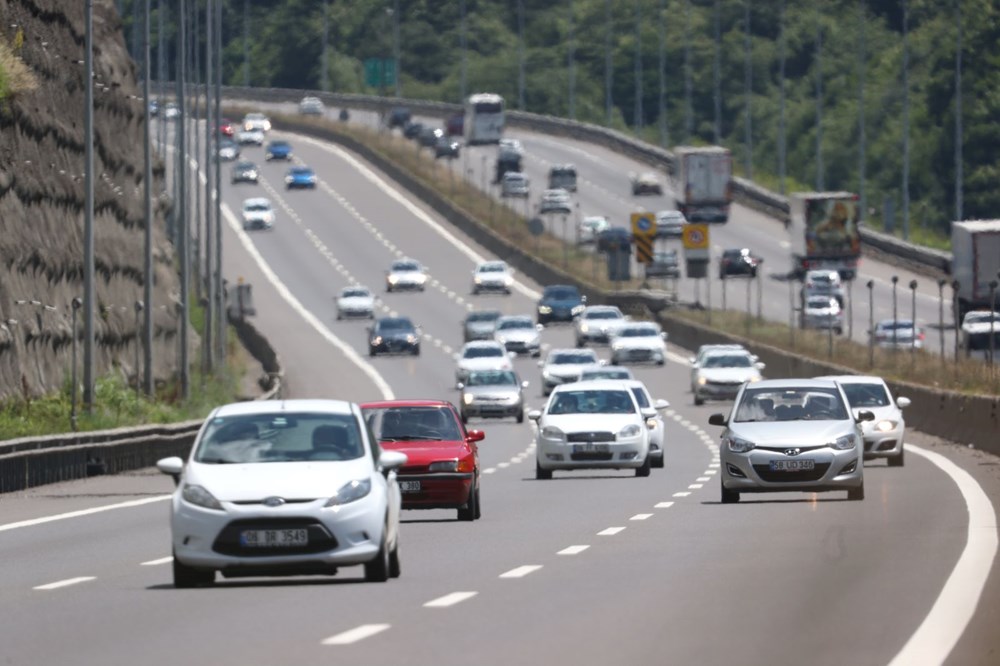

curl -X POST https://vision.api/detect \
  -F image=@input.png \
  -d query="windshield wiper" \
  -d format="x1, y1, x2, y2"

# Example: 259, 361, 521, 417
198, 457, 235, 464
386, 435, 444, 441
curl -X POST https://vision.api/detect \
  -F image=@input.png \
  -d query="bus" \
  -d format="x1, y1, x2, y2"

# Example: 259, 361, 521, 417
464, 93, 505, 145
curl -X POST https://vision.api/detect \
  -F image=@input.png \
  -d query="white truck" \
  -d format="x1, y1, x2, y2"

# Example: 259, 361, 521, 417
789, 192, 862, 281
952, 220, 1000, 320
672, 146, 732, 223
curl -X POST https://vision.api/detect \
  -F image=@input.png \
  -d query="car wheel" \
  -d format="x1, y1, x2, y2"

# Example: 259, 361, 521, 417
635, 455, 651, 477
386, 285, 393, 293
173, 553, 215, 588
388, 538, 401, 578
336, 312, 342, 321
652, 454, 664, 469
369, 348, 377, 357
473, 483, 482, 520
412, 346, 420, 356
694, 395, 704, 406
721, 481, 740, 504
575, 338, 583, 348
656, 359, 666, 366
516, 410, 524, 424
364, 529, 392, 582
888, 448, 905, 467
847, 483, 865, 501
457, 479, 478, 521
535, 460, 552, 480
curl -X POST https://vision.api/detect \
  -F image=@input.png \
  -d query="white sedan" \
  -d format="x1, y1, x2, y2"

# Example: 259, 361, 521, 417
574, 305, 628, 347
493, 315, 542, 357
471, 260, 514, 295
529, 381, 656, 479
156, 399, 407, 587
610, 322, 668, 366
236, 127, 265, 146
336, 285, 376, 320
960, 310, 1000, 351
385, 258, 428, 292
818, 375, 910, 467
242, 112, 271, 133
241, 197, 275, 231
622, 380, 670, 469
539, 348, 601, 396
455, 341, 514, 385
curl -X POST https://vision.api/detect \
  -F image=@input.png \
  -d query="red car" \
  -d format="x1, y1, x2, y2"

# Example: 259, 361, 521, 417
446, 112, 464, 137
218, 119, 235, 137
361, 400, 484, 521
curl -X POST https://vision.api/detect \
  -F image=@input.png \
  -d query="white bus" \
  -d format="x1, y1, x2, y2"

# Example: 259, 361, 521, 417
464, 93, 505, 145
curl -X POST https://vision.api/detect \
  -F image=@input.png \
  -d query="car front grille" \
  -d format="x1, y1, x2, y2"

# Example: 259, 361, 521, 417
567, 431, 615, 443
570, 452, 614, 461
752, 463, 830, 483
213, 518, 337, 556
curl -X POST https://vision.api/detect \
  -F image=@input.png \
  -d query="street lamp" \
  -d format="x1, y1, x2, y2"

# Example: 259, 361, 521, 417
846, 278, 853, 339
756, 259, 764, 320
788, 277, 795, 347
71, 297, 82, 431
891, 275, 899, 350
989, 279, 998, 368
937, 278, 947, 363
866, 279, 874, 367
561, 214, 568, 269
134, 300, 144, 398
951, 280, 961, 360
909, 279, 918, 362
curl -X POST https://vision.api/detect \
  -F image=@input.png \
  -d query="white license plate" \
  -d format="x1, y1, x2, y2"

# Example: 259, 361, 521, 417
769, 459, 816, 472
399, 480, 422, 493
240, 528, 308, 547
573, 443, 610, 453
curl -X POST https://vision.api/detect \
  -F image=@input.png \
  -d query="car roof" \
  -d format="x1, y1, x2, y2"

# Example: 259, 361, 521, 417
815, 375, 887, 385
213, 399, 355, 417
748, 378, 840, 390
375, 316, 413, 325
552, 379, 632, 392
242, 197, 271, 207
462, 340, 505, 349
466, 309, 502, 318
548, 348, 597, 357
497, 314, 532, 322
391, 258, 421, 267
477, 260, 508, 268
876, 319, 915, 326
583, 305, 622, 313
360, 399, 452, 409
340, 285, 371, 293
543, 284, 580, 293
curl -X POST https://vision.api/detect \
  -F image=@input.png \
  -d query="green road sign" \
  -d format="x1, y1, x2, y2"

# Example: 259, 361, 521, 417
364, 58, 397, 89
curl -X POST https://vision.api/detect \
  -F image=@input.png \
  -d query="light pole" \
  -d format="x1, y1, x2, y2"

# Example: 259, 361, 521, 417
204, 0, 215, 374
562, 214, 569, 269
952, 280, 961, 360
657, 0, 667, 147
633, 0, 642, 131
909, 279, 918, 362
518, 0, 526, 110
605, 0, 612, 125
142, 0, 154, 396
721, 271, 727, 311
71, 297, 82, 430
756, 261, 764, 320
937, 278, 947, 363
866, 280, 875, 367
568, 0, 575, 120
788, 277, 795, 347
827, 296, 834, 359
393, 0, 401, 97
743, 0, 752, 178
891, 276, 899, 350
459, 0, 467, 103
989, 279, 998, 368
847, 278, 853, 340
84, 0, 96, 412
134, 300, 144, 397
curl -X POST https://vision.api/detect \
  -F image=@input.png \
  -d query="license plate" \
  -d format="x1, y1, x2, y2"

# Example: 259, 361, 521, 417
769, 459, 816, 472
399, 480, 422, 493
573, 443, 610, 453
239, 529, 308, 547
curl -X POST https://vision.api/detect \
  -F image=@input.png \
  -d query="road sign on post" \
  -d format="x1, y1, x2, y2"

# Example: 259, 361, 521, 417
364, 58, 398, 89
682, 223, 710, 279
630, 212, 656, 264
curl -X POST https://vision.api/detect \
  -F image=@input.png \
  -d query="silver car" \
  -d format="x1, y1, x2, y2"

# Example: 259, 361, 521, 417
800, 295, 844, 334
709, 378, 872, 503
458, 370, 528, 424
494, 315, 542, 357
463, 310, 503, 342
818, 375, 910, 467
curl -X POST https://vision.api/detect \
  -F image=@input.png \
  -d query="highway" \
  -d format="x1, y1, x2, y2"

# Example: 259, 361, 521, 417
1, 116, 998, 665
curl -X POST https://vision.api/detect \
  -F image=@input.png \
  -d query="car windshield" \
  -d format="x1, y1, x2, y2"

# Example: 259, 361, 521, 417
392, 262, 420, 272
464, 346, 503, 359
235, 161, 254, 169
291, 167, 311, 175
733, 387, 849, 423
364, 406, 462, 442
342, 288, 370, 298
551, 352, 596, 365
548, 389, 636, 415
478, 264, 506, 273
543, 288, 579, 301
497, 318, 532, 330
620, 327, 658, 338
378, 319, 412, 331
586, 310, 621, 320
703, 354, 753, 368
466, 370, 517, 387
965, 312, 1000, 324
580, 369, 631, 380
840, 383, 891, 408
467, 312, 500, 323
878, 321, 915, 331
244, 202, 270, 212
195, 412, 364, 464
807, 297, 836, 309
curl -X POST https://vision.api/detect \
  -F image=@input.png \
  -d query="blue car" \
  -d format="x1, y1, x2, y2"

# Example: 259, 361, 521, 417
285, 166, 316, 190
264, 140, 292, 161
536, 284, 587, 326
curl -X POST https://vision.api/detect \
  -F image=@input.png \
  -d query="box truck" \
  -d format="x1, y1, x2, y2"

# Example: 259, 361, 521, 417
672, 146, 732, 223
789, 192, 862, 280
951, 220, 1000, 320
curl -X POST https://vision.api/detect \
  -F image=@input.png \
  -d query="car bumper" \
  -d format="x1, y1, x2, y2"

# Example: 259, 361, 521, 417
542, 374, 579, 392
397, 472, 473, 510
612, 347, 665, 364
577, 330, 613, 344
387, 281, 426, 291
538, 309, 579, 324
862, 428, 905, 459
242, 219, 273, 230
721, 449, 863, 493
473, 282, 512, 293
338, 308, 373, 319
371, 340, 419, 354
536, 436, 649, 471
695, 382, 743, 400
462, 401, 523, 419
499, 339, 540, 355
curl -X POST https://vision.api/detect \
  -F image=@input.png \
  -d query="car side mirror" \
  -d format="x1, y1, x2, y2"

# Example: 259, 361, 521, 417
156, 456, 184, 486
896, 397, 911, 409
527, 409, 542, 421
654, 399, 670, 410
640, 407, 657, 420
508, 351, 518, 359
466, 430, 486, 443
856, 410, 876, 422
755, 362, 766, 371
453, 353, 461, 361
380, 450, 408, 472
535, 324, 544, 332
456, 382, 465, 390
689, 357, 697, 365
537, 360, 544, 368
660, 332, 667, 339
521, 380, 530, 389
708, 413, 727, 426
598, 359, 607, 366
581, 295, 588, 303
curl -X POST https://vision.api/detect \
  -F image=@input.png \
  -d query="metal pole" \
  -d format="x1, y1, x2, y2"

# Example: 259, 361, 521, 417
157, 0, 165, 156
902, 0, 911, 239
910, 280, 918, 362
460, 0, 467, 103
891, 276, 899, 351
143, 0, 154, 396
990, 281, 998, 368
815, 10, 823, 191
243, 0, 250, 87
743, 1, 752, 178
658, 0, 667, 147
745, 275, 752, 334
789, 278, 795, 347
722, 273, 727, 311
135, 301, 144, 397
320, 0, 329, 92
177, 0, 190, 399
710, 0, 719, 145
191, 0, 201, 306
757, 268, 763, 320
778, 0, 786, 194
393, 0, 401, 97
83, 0, 96, 411
605, 0, 612, 125
867, 280, 874, 367
518, 0, 526, 110
568, 0, 575, 120
562, 215, 568, 269
938, 279, 946, 363
954, 0, 963, 221
214, 0, 224, 365
858, 3, 867, 222
634, 0, 642, 131
847, 279, 853, 340
71, 298, 81, 430
952, 281, 961, 361
204, 0, 215, 373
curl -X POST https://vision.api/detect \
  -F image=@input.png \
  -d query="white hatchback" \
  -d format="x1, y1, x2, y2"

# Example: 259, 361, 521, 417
385, 258, 428, 292
336, 285, 375, 320
817, 375, 910, 467
455, 340, 514, 385
156, 399, 407, 587
610, 322, 668, 365
529, 381, 656, 479
539, 348, 601, 396
471, 260, 514, 295
242, 197, 275, 231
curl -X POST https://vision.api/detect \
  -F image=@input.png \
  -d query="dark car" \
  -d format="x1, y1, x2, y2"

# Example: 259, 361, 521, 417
719, 248, 761, 278
596, 227, 633, 254
419, 126, 444, 148
435, 136, 461, 159
388, 106, 412, 129
264, 140, 292, 161
446, 113, 464, 137
230, 160, 258, 185
403, 120, 424, 140
368, 317, 421, 357
284, 165, 316, 190
536, 284, 587, 326
645, 250, 681, 279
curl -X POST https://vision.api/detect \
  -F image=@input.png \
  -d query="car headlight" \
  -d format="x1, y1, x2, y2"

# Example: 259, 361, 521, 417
247, 170, 257, 178
463, 393, 474, 405
875, 419, 897, 432
726, 436, 755, 453
181, 484, 223, 510
580, 323, 590, 333
697, 377, 708, 385
542, 370, 554, 381
415, 274, 427, 283
428, 460, 459, 472
307, 175, 315, 182
613, 343, 625, 351
284, 176, 292, 183
571, 304, 585, 315
537, 305, 552, 314
406, 334, 417, 343
540, 425, 566, 441
388, 275, 399, 284
496, 336, 507, 344
619, 424, 642, 438
371, 336, 382, 346
503, 275, 513, 285
474, 276, 483, 284
324, 478, 371, 507
829, 434, 858, 450
748, 375, 761, 383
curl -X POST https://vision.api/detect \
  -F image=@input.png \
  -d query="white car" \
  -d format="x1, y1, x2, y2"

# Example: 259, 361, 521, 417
163, 102, 180, 120
689, 344, 754, 392
630, 171, 663, 195
539, 348, 601, 396
578, 216, 610, 244
692, 349, 764, 405
336, 285, 376, 320
574, 305, 628, 347
216, 140, 239, 162
241, 197, 275, 230
802, 269, 845, 306
236, 127, 265, 146
800, 295, 844, 334
242, 112, 271, 133
493, 315, 542, 357
610, 322, 668, 366
529, 380, 656, 479
471, 260, 514, 295
539, 188, 572, 215
622, 379, 670, 469
455, 341, 514, 385
655, 210, 687, 238
385, 258, 427, 292
501, 172, 530, 198
299, 96, 325, 115
818, 375, 911, 467
155, 399, 407, 587
577, 365, 635, 382
960, 310, 1000, 351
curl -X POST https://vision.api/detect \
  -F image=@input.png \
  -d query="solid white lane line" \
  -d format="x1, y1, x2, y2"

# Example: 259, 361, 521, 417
888, 444, 999, 666
322, 624, 391, 646
598, 527, 626, 536
655, 501, 675, 509
673, 492, 691, 498
34, 577, 95, 591
500, 565, 543, 579
558, 545, 590, 555
424, 592, 478, 608
140, 556, 173, 566
630, 513, 653, 521
0, 496, 170, 533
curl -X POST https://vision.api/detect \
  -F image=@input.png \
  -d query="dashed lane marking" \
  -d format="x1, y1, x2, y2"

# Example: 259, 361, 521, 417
598, 527, 626, 536
673, 492, 691, 498
0, 496, 170, 533
424, 592, 478, 608
558, 545, 590, 555
322, 624, 391, 646
500, 565, 543, 579
34, 577, 95, 591
630, 513, 653, 521
655, 502, 675, 509
140, 557, 173, 566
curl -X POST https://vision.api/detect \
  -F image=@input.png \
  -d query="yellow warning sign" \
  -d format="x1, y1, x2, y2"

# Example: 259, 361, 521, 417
682, 223, 709, 250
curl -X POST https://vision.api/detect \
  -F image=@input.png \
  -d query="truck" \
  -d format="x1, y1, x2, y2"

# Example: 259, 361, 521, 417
789, 192, 862, 281
952, 220, 1000, 320
672, 146, 732, 223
